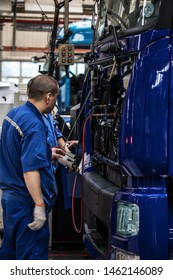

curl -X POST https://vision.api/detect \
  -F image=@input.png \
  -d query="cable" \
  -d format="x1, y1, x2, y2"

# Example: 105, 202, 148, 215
71, 110, 116, 233
65, 67, 93, 141
35, 0, 53, 27
66, 96, 91, 141
35, 0, 54, 61
71, 173, 81, 233
71, 114, 93, 233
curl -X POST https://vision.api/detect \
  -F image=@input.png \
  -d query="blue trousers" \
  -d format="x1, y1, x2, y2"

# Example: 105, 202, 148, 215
0, 199, 50, 260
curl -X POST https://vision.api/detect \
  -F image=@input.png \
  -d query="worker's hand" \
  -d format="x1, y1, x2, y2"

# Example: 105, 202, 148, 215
28, 205, 46, 231
52, 147, 65, 160
67, 140, 78, 149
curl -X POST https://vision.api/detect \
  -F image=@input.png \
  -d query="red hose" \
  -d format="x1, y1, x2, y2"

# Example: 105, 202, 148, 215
71, 114, 93, 233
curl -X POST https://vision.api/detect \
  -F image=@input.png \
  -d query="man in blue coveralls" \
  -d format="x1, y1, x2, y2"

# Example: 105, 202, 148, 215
0, 74, 60, 260
27, 78, 77, 166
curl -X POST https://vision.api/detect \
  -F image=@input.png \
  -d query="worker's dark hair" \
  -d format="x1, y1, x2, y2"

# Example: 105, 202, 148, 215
27, 74, 59, 101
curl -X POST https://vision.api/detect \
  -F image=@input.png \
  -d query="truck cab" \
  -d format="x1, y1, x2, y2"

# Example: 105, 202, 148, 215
79, 0, 173, 260
57, 19, 93, 48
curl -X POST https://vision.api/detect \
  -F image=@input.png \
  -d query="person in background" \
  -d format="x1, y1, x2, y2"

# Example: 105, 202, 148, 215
42, 112, 78, 170
0, 74, 59, 260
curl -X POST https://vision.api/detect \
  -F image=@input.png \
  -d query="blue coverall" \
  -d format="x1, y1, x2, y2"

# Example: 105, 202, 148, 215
0, 101, 57, 260
42, 113, 63, 171
42, 113, 62, 151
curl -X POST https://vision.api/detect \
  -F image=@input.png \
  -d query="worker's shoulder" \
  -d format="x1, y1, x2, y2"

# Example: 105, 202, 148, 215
8, 103, 45, 132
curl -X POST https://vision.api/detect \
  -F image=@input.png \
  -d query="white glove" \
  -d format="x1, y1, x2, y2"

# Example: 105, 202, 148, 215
28, 205, 46, 231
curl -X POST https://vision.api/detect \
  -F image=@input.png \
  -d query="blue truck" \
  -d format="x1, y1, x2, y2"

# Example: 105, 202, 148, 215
78, 0, 173, 260
57, 19, 93, 48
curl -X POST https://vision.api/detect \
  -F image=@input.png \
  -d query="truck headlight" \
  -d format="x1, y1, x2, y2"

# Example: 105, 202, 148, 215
116, 201, 139, 237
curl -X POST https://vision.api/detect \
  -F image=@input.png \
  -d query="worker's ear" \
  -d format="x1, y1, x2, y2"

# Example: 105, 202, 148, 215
45, 92, 52, 103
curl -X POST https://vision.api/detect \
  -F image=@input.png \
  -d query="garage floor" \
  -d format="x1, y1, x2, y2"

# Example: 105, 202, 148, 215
0, 231, 92, 260
48, 249, 92, 260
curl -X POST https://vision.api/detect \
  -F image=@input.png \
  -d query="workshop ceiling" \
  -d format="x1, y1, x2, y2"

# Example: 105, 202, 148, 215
0, 0, 95, 23
0, 1, 95, 60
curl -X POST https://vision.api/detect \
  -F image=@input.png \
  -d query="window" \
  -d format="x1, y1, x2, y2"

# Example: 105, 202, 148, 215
1, 61, 44, 84
93, 0, 161, 39
22, 62, 43, 77
108, 0, 161, 30
2, 61, 20, 77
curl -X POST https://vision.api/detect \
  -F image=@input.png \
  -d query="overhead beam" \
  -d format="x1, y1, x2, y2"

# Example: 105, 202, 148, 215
0, 46, 90, 54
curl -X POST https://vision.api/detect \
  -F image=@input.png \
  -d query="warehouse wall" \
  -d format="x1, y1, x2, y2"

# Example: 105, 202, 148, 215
0, 0, 94, 61
1, 23, 50, 60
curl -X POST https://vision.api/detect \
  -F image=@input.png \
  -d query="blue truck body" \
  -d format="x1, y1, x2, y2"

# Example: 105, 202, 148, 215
79, 0, 173, 260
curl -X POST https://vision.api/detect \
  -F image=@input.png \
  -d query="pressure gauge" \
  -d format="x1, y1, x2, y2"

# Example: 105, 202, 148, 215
144, 3, 154, 18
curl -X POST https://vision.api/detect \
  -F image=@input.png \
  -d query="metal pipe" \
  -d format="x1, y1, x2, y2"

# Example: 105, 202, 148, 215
64, 0, 69, 39
12, 0, 17, 50
48, 0, 60, 76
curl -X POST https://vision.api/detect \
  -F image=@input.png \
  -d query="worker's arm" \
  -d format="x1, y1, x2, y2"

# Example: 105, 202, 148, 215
57, 137, 78, 152
24, 170, 46, 231
23, 170, 44, 206
57, 137, 70, 153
